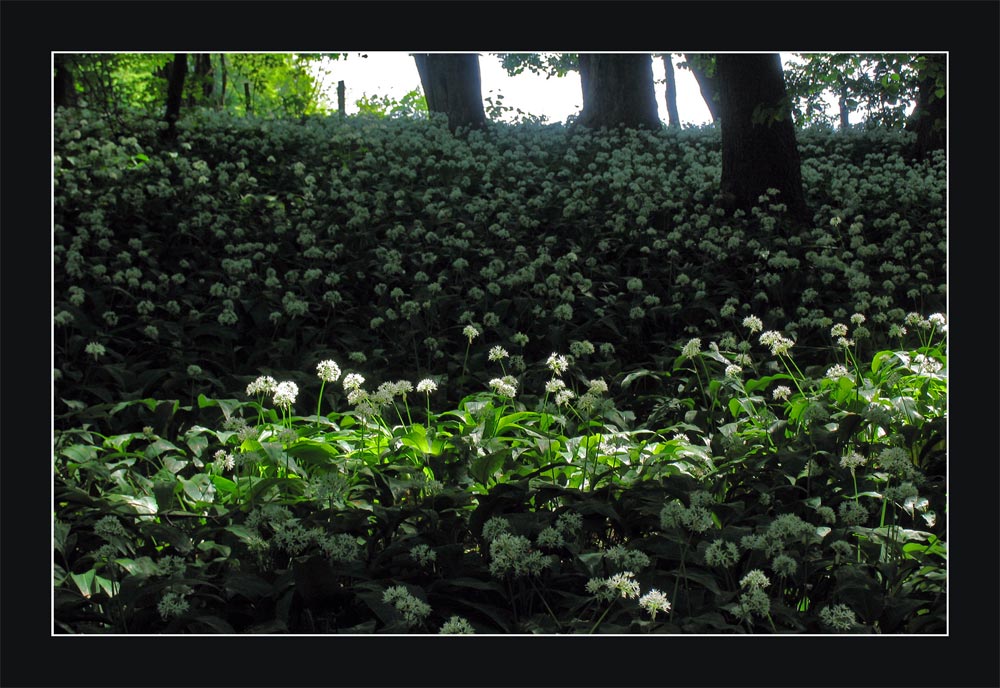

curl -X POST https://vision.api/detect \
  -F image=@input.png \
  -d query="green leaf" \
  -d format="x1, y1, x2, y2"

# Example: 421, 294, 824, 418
70, 569, 96, 597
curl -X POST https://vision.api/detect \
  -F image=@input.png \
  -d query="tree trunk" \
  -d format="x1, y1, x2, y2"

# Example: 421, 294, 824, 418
662, 54, 680, 128
191, 53, 213, 105
838, 85, 850, 129
413, 53, 487, 133
575, 53, 660, 130
219, 54, 227, 110
54, 54, 76, 109
244, 82, 253, 115
905, 53, 946, 161
163, 53, 187, 138
715, 53, 809, 221
685, 53, 720, 123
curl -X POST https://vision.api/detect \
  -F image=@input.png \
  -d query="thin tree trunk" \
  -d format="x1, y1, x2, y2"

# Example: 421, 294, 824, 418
662, 54, 680, 128
54, 54, 77, 109
163, 53, 187, 138
715, 53, 809, 221
244, 82, 253, 116
905, 53, 946, 161
219, 54, 227, 110
838, 87, 850, 129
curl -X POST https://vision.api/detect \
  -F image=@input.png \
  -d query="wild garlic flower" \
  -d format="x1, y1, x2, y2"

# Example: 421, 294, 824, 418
736, 587, 771, 620
759, 331, 794, 356
382, 586, 431, 628
489, 376, 517, 398
838, 500, 869, 526
830, 323, 848, 338
440, 616, 475, 634
876, 446, 920, 480
740, 569, 771, 590
416, 378, 438, 394
410, 544, 437, 567
94, 515, 127, 540
587, 378, 608, 395
488, 346, 509, 361
772, 385, 792, 401
911, 354, 943, 375
546, 353, 569, 376
704, 539, 740, 568
826, 364, 850, 380
587, 571, 640, 601
604, 545, 651, 572
342, 373, 365, 391
536, 526, 566, 549
819, 603, 859, 632
511, 332, 530, 347
772, 554, 798, 577
742, 315, 763, 334
850, 312, 866, 325
213, 450, 236, 472
463, 324, 480, 341
157, 590, 190, 620
680, 338, 702, 359
638, 589, 671, 620
85, 342, 106, 360
545, 378, 567, 394
555, 389, 575, 406
928, 312, 947, 331
482, 516, 511, 542
724, 364, 742, 378
489, 533, 546, 578
840, 451, 868, 470
246, 375, 277, 397
273, 381, 299, 410
317, 359, 341, 383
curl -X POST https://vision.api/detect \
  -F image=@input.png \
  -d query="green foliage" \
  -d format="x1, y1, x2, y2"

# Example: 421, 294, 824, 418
494, 53, 578, 78
784, 54, 923, 129
355, 89, 428, 119
483, 90, 548, 125
53, 110, 946, 633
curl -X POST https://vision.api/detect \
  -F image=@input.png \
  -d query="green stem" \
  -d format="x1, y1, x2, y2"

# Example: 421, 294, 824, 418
316, 380, 327, 427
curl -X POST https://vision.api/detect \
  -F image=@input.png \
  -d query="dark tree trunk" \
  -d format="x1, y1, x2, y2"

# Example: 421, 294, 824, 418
838, 86, 850, 129
715, 53, 809, 221
905, 53, 946, 161
244, 82, 253, 115
54, 54, 76, 109
575, 53, 660, 130
413, 53, 487, 133
685, 53, 720, 123
163, 53, 187, 137
191, 53, 213, 105
219, 54, 227, 109
662, 54, 680, 128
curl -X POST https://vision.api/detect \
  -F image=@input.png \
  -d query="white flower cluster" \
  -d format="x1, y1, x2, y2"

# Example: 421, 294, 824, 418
382, 585, 432, 628
586, 571, 640, 602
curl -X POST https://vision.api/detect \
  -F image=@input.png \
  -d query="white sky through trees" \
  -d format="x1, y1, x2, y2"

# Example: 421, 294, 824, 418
311, 52, 725, 125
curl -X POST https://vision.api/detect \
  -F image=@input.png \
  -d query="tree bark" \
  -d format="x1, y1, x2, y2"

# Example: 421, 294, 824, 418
905, 53, 946, 161
413, 53, 487, 133
575, 53, 660, 130
54, 54, 77, 109
218, 54, 227, 110
684, 54, 720, 123
838, 85, 850, 129
192, 53, 213, 104
715, 53, 809, 221
163, 53, 187, 138
662, 54, 680, 128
